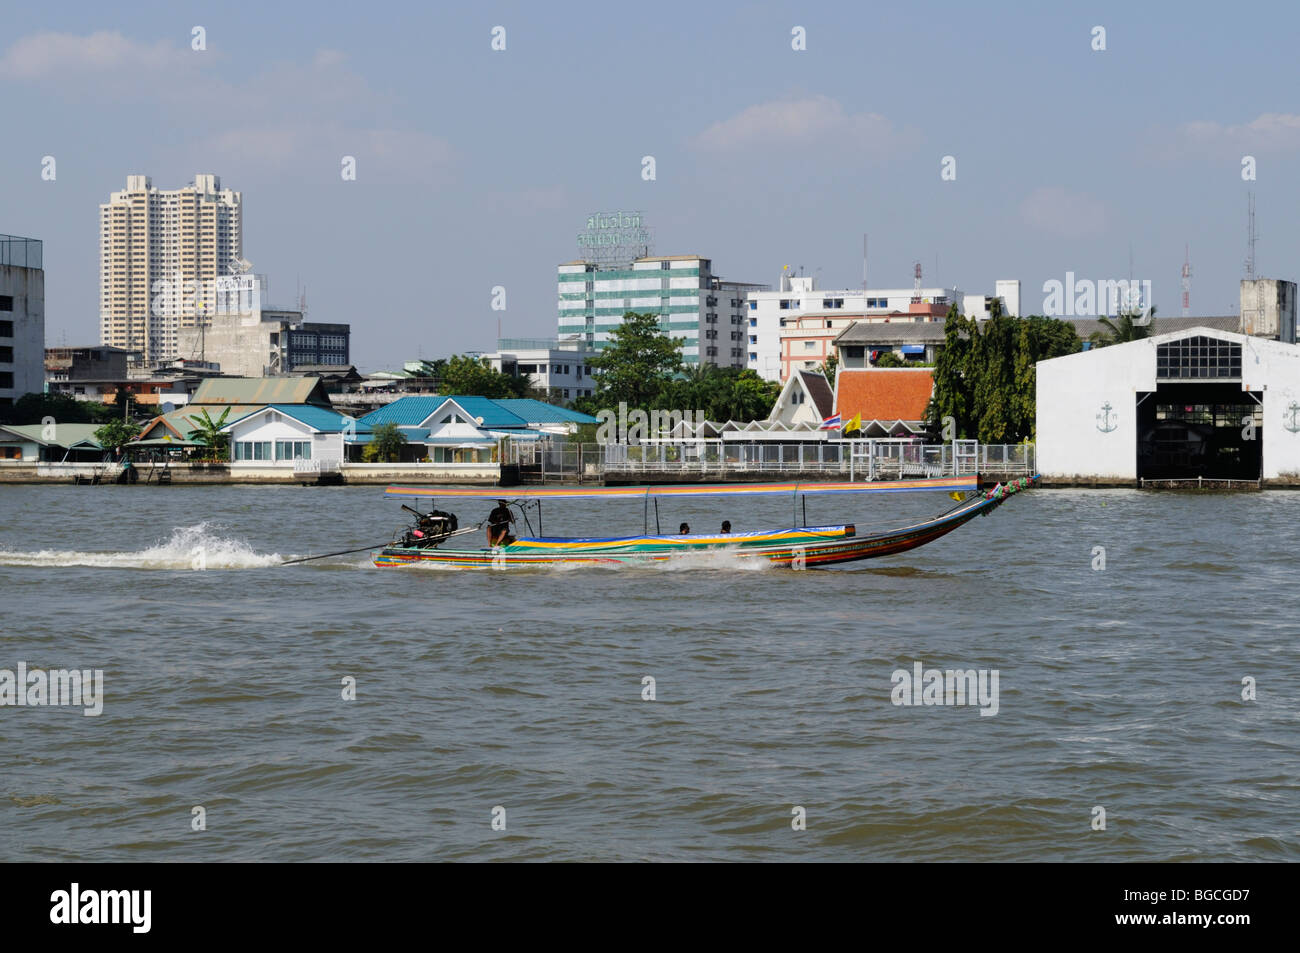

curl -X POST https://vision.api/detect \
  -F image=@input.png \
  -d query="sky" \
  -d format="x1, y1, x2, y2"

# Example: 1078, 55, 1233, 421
2, 0, 1298, 372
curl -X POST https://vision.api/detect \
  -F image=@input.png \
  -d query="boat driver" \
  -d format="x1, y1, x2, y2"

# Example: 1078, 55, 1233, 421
487, 500, 515, 546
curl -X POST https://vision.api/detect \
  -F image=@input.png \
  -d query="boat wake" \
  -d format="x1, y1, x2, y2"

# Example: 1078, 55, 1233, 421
0, 523, 283, 571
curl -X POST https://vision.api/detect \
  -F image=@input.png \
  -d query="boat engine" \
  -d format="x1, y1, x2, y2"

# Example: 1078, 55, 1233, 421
401, 505, 459, 548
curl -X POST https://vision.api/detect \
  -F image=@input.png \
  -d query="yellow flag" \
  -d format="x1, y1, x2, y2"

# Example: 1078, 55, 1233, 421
844, 413, 862, 433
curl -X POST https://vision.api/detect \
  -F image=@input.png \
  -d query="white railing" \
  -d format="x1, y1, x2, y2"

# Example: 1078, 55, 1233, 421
505, 440, 1036, 479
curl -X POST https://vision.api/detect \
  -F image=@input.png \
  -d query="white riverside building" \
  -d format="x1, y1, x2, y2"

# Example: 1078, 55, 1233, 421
485, 338, 597, 404
1036, 326, 1300, 485
557, 256, 765, 368
746, 274, 1020, 382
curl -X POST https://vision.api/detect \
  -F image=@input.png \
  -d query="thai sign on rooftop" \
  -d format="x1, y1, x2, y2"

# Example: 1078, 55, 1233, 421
576, 211, 653, 264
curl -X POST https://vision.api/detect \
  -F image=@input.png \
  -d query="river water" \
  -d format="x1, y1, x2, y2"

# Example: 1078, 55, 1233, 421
0, 484, 1296, 861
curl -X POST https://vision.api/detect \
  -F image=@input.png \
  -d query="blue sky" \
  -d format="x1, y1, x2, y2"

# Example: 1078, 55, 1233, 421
2, 0, 1297, 370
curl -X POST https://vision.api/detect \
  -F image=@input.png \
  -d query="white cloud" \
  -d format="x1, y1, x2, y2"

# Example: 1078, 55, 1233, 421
1019, 186, 1107, 238
694, 94, 920, 154
0, 30, 192, 78
1, 30, 454, 183
1150, 113, 1300, 160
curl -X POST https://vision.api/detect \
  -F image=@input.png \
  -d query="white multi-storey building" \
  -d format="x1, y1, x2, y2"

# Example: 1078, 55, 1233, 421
557, 255, 765, 368
486, 337, 598, 404
99, 174, 243, 365
0, 234, 44, 409
746, 273, 1021, 382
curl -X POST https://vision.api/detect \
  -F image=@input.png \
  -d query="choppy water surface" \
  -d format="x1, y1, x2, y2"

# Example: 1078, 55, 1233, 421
0, 484, 1296, 861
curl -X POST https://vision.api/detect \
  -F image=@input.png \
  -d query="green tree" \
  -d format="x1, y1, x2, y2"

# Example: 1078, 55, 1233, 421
186, 407, 231, 460
927, 307, 1078, 442
0, 392, 116, 426
873, 350, 906, 368
437, 354, 530, 398
819, 353, 838, 390
363, 422, 407, 462
1089, 305, 1156, 348
588, 312, 683, 409
93, 418, 142, 452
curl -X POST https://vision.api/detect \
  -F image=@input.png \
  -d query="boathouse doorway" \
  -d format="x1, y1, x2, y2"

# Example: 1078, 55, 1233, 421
1136, 382, 1263, 481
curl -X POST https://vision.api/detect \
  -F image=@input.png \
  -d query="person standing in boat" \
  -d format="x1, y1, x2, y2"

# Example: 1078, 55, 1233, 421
679, 522, 690, 534
487, 500, 515, 546
720, 520, 731, 534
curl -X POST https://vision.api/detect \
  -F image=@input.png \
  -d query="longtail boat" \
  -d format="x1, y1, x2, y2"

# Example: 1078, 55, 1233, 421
371, 475, 1036, 569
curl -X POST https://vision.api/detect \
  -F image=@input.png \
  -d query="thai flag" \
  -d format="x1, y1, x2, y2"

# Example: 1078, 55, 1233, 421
820, 413, 841, 430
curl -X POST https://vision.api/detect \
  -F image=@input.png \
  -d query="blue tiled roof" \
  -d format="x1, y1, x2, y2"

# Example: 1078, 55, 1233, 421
230, 404, 370, 434
358, 397, 445, 428
492, 399, 599, 424
359, 395, 530, 429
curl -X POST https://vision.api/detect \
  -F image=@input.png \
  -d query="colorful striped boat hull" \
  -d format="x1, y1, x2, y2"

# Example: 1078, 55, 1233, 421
372, 477, 1035, 569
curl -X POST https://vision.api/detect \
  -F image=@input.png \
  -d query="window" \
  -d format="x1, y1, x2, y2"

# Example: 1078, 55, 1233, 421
1156, 336, 1242, 379
749, 352, 757, 361
749, 317, 757, 327
822, 298, 844, 309
826, 320, 833, 328
274, 440, 312, 460
804, 341, 817, 350
749, 301, 758, 310
563, 389, 570, 399
0, 346, 11, 362
779, 300, 792, 310
234, 441, 273, 461
0, 372, 11, 387
749, 335, 757, 344
0, 295, 13, 311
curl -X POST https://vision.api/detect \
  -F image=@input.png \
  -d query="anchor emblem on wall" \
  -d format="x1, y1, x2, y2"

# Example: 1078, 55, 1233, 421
1096, 402, 1118, 433
1285, 402, 1300, 434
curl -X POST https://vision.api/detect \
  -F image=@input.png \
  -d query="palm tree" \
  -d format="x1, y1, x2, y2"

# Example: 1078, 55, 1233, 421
186, 407, 231, 460
1090, 305, 1156, 348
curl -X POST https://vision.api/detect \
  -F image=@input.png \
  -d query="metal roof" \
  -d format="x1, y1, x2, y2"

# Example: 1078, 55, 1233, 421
491, 399, 599, 424
359, 396, 531, 430
1067, 315, 1241, 339
0, 423, 103, 448
224, 404, 369, 434
189, 377, 332, 407
833, 322, 950, 346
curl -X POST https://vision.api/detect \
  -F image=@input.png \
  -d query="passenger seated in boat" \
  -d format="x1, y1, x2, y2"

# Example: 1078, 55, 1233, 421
720, 520, 731, 534
487, 500, 515, 546
679, 522, 690, 534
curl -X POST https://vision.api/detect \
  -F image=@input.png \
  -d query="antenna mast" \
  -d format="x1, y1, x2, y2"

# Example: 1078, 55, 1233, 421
1245, 192, 1257, 277
912, 262, 922, 304
1181, 245, 1191, 317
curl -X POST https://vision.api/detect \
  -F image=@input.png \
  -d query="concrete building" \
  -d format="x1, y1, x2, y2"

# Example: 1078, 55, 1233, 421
1240, 278, 1296, 343
175, 299, 350, 377
557, 255, 763, 368
99, 174, 242, 364
745, 273, 1018, 382
832, 322, 950, 370
1036, 326, 1300, 485
486, 337, 596, 404
0, 234, 45, 408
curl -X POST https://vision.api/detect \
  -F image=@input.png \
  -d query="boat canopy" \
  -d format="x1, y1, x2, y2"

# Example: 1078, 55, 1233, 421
384, 475, 978, 500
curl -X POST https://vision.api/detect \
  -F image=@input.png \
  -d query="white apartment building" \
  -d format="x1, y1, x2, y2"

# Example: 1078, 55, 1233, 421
0, 234, 45, 408
100, 174, 243, 365
486, 337, 597, 404
746, 273, 1020, 382
557, 255, 764, 368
